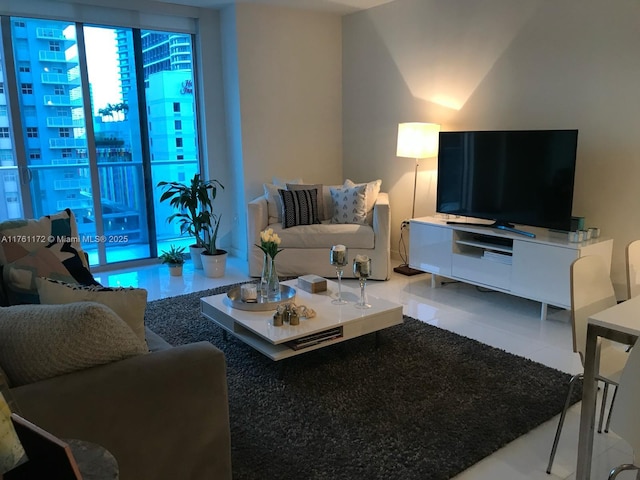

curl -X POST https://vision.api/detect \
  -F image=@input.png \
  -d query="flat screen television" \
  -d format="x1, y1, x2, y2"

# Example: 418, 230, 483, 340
436, 129, 578, 234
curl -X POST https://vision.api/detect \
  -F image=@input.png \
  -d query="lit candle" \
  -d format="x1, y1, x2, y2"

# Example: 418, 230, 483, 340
354, 254, 371, 276
331, 244, 347, 265
241, 283, 258, 302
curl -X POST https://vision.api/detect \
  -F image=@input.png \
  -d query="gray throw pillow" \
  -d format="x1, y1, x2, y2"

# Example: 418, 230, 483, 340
0, 302, 148, 387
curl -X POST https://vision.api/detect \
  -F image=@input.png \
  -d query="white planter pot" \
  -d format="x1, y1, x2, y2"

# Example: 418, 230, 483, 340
201, 250, 227, 278
189, 245, 206, 269
168, 264, 183, 276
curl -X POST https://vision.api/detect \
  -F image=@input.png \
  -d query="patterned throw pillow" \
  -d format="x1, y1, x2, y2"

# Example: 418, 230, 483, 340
286, 183, 324, 221
329, 184, 368, 225
0, 209, 97, 305
0, 302, 148, 387
343, 178, 382, 224
278, 189, 320, 228
0, 209, 90, 269
2, 248, 97, 305
36, 278, 148, 347
263, 177, 303, 224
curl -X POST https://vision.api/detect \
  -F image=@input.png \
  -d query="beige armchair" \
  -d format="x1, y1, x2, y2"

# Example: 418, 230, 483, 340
248, 191, 391, 280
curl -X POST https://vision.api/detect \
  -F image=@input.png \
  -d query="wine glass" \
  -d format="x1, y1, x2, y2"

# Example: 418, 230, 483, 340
353, 256, 372, 309
330, 245, 348, 305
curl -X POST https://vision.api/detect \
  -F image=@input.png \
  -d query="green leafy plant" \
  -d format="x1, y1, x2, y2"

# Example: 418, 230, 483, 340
158, 173, 224, 253
159, 245, 186, 265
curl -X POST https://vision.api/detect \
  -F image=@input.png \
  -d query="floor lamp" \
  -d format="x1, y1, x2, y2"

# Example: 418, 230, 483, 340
394, 122, 440, 276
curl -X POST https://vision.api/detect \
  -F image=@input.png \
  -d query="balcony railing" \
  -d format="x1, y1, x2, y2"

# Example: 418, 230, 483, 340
43, 95, 82, 107
41, 72, 80, 85
36, 28, 73, 41
38, 51, 78, 64
46, 117, 85, 128
49, 138, 87, 149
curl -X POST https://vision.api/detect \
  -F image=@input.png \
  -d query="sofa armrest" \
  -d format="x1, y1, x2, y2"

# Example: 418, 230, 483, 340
12, 342, 231, 480
248, 195, 269, 276
372, 192, 390, 246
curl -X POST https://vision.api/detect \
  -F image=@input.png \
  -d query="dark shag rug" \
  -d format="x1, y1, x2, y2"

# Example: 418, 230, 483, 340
145, 282, 580, 480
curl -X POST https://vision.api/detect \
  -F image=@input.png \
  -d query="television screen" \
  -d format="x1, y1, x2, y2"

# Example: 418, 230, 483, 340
436, 129, 578, 232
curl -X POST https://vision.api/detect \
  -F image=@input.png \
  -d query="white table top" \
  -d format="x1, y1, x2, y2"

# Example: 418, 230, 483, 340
588, 294, 640, 336
201, 279, 403, 345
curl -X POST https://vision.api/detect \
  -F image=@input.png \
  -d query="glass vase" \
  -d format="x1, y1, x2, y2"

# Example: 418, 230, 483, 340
260, 254, 281, 301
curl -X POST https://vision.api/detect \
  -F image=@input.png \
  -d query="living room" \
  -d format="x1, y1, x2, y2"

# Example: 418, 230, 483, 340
1, 0, 639, 479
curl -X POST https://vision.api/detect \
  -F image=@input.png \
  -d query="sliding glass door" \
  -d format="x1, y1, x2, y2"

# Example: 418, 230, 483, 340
0, 15, 201, 267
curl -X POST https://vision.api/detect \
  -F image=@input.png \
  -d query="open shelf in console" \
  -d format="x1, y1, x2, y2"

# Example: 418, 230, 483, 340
453, 231, 514, 256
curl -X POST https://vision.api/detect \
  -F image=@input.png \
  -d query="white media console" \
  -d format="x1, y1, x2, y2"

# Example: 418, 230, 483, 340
409, 216, 613, 319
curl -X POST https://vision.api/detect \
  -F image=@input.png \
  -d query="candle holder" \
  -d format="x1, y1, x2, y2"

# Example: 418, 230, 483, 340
330, 245, 348, 305
353, 256, 371, 309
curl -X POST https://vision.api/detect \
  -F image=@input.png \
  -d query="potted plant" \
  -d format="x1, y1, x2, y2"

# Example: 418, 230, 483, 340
200, 213, 228, 278
159, 245, 186, 276
158, 173, 224, 270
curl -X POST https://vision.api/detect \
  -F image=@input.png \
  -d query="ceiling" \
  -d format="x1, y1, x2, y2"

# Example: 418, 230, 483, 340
153, 0, 396, 15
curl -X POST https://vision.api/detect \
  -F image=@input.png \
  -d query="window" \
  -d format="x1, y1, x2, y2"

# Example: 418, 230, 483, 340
178, 172, 185, 181
18, 64, 30, 73
61, 149, 72, 158
21, 83, 33, 94
0, 83, 4, 93
56, 108, 69, 117
26, 127, 38, 138
177, 154, 184, 160
175, 138, 183, 148
0, 106, 7, 116
13, 21, 25, 27
174, 120, 182, 130
54, 85, 65, 95
173, 102, 180, 113
0, 127, 9, 138
29, 151, 41, 160
49, 41, 61, 52
59, 128, 71, 138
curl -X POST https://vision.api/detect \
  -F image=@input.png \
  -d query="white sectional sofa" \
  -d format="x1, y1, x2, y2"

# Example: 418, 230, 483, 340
247, 181, 391, 281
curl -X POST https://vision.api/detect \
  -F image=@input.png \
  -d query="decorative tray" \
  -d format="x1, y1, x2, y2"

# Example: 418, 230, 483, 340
224, 285, 296, 311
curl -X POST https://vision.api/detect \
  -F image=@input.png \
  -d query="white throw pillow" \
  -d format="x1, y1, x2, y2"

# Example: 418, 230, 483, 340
0, 302, 148, 387
329, 184, 368, 225
36, 278, 148, 347
344, 178, 382, 213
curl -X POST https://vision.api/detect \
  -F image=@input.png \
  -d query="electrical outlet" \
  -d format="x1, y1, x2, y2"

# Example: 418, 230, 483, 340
401, 220, 411, 229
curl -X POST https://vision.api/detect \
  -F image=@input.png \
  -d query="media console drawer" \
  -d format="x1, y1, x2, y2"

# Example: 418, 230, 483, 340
451, 253, 511, 291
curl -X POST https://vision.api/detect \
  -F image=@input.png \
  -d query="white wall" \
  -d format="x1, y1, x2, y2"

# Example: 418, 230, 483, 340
343, 0, 640, 293
228, 3, 343, 263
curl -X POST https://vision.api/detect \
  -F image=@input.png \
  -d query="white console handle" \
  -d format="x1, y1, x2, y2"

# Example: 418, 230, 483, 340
409, 216, 613, 320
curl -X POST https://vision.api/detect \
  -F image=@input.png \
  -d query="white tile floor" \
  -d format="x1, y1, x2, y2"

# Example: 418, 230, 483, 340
95, 256, 636, 480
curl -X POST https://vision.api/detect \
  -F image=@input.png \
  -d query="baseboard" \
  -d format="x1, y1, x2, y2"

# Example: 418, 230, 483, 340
393, 265, 423, 276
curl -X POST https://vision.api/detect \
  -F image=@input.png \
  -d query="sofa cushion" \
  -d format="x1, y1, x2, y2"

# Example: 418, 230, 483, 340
36, 278, 148, 347
279, 188, 320, 228
268, 222, 375, 249
0, 209, 90, 269
286, 183, 324, 220
330, 184, 368, 225
0, 302, 148, 387
2, 247, 97, 305
344, 178, 382, 224
263, 177, 302, 224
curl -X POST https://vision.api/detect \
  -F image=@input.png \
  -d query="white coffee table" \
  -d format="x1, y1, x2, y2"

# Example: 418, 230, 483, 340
200, 279, 403, 361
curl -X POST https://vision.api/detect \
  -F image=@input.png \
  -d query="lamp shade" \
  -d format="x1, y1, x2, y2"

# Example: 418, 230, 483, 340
396, 122, 440, 159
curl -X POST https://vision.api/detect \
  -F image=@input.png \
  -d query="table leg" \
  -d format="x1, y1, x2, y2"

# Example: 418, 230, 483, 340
576, 323, 599, 480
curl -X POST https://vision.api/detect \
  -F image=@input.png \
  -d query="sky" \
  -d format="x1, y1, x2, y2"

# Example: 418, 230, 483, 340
83, 27, 121, 116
